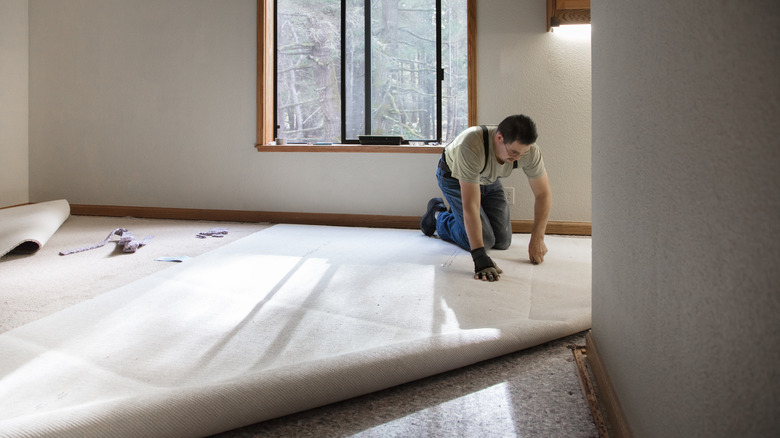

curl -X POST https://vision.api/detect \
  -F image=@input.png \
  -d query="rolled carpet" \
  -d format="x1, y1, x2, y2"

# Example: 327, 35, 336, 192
0, 200, 70, 258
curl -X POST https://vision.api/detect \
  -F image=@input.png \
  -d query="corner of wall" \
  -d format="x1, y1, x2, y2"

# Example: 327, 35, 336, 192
0, 0, 30, 207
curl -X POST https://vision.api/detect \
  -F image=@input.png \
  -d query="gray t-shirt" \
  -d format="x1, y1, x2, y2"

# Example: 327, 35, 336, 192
444, 125, 546, 185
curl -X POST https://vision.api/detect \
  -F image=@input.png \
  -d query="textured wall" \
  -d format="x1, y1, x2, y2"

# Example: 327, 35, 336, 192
478, 2, 592, 222
592, 0, 780, 436
0, 0, 29, 207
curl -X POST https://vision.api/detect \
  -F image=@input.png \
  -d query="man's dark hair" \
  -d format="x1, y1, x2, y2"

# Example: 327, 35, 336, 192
497, 114, 538, 145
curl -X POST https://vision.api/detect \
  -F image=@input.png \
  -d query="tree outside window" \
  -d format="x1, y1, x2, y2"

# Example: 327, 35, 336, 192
275, 0, 468, 145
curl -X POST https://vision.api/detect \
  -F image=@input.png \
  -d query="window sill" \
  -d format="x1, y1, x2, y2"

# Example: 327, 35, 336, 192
255, 144, 444, 154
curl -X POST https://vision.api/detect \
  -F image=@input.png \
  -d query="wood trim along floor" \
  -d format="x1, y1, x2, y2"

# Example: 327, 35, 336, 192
0, 203, 31, 210
70, 204, 592, 236
571, 344, 609, 438
585, 331, 634, 438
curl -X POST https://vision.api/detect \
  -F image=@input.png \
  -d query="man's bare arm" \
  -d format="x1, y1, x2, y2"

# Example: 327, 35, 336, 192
528, 173, 552, 264
460, 180, 484, 250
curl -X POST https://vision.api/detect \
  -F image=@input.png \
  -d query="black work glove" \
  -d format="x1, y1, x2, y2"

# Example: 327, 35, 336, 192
471, 247, 502, 282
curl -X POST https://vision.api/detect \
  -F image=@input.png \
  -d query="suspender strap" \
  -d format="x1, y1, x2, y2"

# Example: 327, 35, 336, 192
440, 125, 518, 180
480, 125, 489, 173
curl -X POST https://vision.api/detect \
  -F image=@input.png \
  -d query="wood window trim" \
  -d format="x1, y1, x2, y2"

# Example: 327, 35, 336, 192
255, 0, 477, 153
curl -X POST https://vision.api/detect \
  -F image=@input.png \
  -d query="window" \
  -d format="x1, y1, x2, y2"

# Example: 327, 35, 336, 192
257, 0, 476, 148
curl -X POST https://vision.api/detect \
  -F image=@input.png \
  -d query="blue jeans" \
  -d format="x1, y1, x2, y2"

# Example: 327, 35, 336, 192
435, 167, 512, 251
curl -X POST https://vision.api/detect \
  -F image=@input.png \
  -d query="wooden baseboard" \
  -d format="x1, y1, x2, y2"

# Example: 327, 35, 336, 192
0, 202, 31, 210
69, 204, 592, 236
527, 221, 591, 236
585, 331, 633, 438
571, 344, 610, 437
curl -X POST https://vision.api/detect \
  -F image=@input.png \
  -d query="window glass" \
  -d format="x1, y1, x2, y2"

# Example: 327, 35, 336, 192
442, 0, 468, 142
276, 0, 467, 144
345, 0, 366, 140
276, 0, 342, 144
370, 1, 437, 140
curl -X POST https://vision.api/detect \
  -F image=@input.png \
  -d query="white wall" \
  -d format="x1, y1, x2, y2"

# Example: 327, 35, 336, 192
592, 0, 779, 436
0, 0, 29, 207
28, 0, 590, 221
478, 1, 591, 223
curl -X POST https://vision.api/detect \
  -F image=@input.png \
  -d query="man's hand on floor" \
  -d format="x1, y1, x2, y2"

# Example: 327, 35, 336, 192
528, 236, 548, 264
471, 247, 503, 281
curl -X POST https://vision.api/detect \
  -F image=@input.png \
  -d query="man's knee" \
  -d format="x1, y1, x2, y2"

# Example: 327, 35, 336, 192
492, 230, 512, 250
492, 239, 511, 250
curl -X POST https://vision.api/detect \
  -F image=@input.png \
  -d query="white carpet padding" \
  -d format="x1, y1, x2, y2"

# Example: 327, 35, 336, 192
0, 200, 70, 257
0, 224, 591, 437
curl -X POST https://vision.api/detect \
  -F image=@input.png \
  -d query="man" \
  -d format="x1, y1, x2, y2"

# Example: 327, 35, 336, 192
420, 114, 552, 282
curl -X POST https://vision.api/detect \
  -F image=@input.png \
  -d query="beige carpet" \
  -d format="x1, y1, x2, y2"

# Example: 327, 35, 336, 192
0, 221, 591, 438
0, 215, 269, 334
